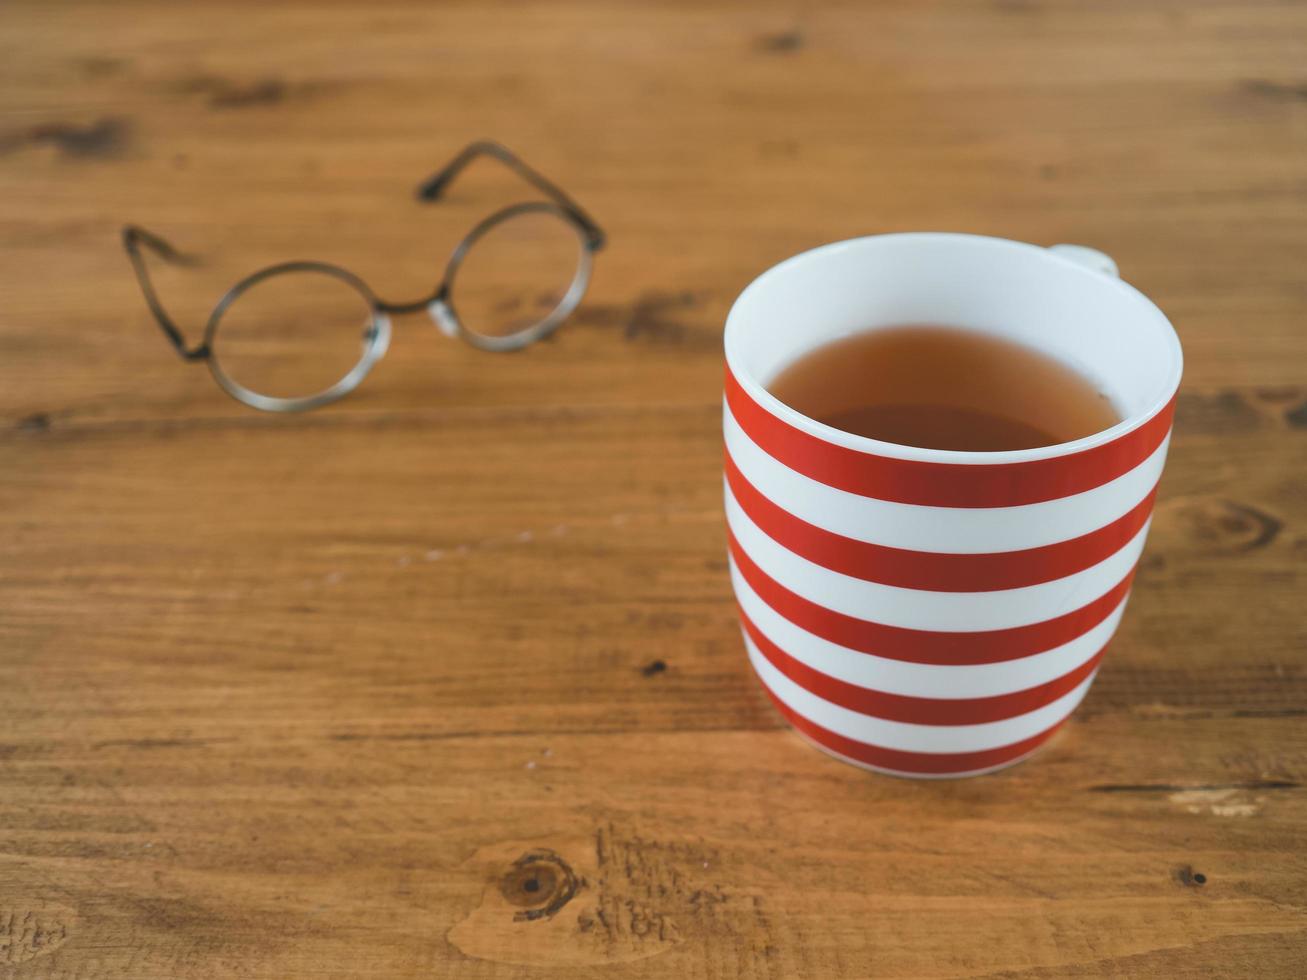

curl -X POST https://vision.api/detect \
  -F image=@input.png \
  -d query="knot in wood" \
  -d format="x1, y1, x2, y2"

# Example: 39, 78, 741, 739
499, 849, 579, 922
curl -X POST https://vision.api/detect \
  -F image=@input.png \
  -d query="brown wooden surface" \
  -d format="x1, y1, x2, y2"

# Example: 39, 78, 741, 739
2, 1, 1306, 976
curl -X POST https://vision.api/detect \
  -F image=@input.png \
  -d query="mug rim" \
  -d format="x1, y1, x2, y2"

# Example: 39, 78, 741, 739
723, 232, 1184, 466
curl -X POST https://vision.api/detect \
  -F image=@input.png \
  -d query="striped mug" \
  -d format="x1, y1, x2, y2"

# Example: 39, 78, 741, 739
723, 233, 1182, 778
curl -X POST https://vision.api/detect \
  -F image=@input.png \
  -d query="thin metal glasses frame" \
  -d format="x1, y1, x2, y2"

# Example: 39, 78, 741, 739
122, 141, 606, 412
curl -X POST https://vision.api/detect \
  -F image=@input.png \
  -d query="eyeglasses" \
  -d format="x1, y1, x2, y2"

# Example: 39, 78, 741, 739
123, 141, 606, 412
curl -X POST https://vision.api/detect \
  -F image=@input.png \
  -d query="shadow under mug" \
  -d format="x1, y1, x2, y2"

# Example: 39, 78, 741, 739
722, 233, 1183, 778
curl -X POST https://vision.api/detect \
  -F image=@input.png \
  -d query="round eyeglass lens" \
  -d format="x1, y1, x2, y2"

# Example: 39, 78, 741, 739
210, 266, 379, 402
448, 207, 586, 344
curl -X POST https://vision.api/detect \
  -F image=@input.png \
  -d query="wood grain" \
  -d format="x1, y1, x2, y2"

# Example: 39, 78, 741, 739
2, 0, 1305, 976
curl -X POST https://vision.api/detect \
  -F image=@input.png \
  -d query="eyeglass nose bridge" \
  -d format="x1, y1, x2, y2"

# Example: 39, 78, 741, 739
363, 309, 393, 360
428, 296, 460, 340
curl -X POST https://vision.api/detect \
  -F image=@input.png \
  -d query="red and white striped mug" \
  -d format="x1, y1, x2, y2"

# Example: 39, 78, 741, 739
723, 234, 1182, 777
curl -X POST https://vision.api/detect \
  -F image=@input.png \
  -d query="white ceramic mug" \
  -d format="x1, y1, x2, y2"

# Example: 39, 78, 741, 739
723, 234, 1182, 778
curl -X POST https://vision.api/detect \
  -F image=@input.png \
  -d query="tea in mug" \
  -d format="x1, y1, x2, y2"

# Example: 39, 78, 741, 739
767, 325, 1121, 452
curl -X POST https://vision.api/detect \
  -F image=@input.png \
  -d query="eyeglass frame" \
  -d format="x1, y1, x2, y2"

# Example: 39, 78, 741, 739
122, 140, 607, 413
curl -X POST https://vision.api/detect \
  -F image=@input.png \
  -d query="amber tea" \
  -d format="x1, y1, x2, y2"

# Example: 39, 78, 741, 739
767, 325, 1121, 452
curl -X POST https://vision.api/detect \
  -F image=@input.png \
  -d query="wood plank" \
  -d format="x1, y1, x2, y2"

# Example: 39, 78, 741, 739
2, 390, 1306, 745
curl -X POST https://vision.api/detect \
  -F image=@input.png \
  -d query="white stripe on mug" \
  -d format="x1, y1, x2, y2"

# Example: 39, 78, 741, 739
725, 401, 1169, 553
746, 635, 1098, 754
731, 557, 1128, 699
726, 478, 1150, 632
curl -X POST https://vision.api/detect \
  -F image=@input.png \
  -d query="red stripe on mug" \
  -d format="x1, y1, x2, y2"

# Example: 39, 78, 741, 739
759, 680, 1067, 775
725, 449, 1157, 592
742, 609, 1107, 726
725, 364, 1174, 508
728, 528, 1134, 665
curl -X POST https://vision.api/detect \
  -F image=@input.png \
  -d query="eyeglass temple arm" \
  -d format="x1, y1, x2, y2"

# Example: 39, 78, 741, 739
121, 225, 208, 360
414, 141, 607, 250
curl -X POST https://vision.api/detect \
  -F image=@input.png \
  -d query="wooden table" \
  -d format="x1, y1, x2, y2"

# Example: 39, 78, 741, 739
2, 1, 1305, 976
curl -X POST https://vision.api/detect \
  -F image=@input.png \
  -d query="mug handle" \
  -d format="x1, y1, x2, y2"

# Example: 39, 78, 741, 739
1048, 243, 1119, 278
